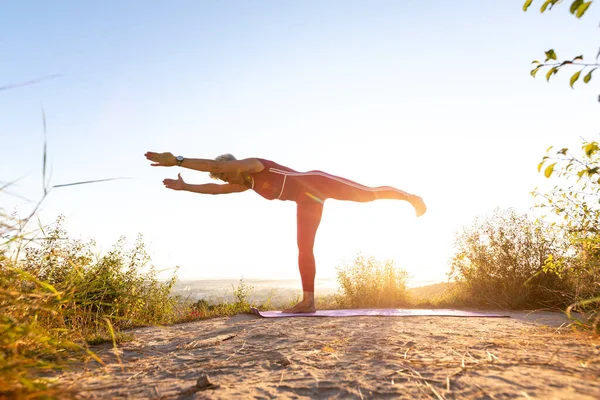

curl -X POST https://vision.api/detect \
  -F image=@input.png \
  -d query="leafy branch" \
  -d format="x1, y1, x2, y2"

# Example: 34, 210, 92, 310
535, 141, 600, 238
524, 0, 599, 88
530, 52, 599, 87
523, 0, 593, 17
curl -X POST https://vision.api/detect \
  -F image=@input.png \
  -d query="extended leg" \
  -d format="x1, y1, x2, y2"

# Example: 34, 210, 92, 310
292, 171, 427, 216
282, 200, 324, 313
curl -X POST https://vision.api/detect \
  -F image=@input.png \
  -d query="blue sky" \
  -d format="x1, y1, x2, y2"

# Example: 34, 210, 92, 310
2, 1, 599, 286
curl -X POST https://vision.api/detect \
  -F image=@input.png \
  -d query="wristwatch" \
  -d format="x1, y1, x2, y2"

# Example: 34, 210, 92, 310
176, 155, 184, 166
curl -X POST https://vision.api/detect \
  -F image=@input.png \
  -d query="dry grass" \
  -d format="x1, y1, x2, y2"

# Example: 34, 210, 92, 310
1, 108, 179, 396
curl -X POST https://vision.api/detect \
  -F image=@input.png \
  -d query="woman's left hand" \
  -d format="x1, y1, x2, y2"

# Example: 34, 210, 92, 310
145, 151, 176, 167
163, 173, 187, 190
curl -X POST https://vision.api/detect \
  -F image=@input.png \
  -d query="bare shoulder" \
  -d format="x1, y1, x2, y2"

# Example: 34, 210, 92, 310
244, 158, 265, 173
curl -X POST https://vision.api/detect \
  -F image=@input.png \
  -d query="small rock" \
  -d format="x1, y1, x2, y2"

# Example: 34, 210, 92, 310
196, 374, 212, 389
280, 356, 292, 366
272, 351, 292, 367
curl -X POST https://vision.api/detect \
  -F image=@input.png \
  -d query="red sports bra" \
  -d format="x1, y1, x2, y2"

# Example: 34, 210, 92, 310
248, 158, 297, 201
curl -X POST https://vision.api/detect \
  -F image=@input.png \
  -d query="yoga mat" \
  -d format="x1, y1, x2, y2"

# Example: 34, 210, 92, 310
250, 307, 510, 318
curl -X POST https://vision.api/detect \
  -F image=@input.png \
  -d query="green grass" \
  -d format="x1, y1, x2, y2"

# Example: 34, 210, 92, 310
0, 213, 179, 397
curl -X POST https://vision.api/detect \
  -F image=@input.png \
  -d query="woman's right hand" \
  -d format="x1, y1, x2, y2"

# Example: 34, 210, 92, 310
145, 151, 176, 167
163, 173, 187, 191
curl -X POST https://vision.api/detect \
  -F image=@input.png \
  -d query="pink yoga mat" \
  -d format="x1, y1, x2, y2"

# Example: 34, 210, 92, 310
250, 307, 510, 318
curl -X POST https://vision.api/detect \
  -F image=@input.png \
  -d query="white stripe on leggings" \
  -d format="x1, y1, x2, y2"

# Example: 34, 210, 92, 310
277, 174, 287, 199
268, 168, 409, 196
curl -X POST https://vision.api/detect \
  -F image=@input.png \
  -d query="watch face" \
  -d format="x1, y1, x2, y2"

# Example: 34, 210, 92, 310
177, 156, 184, 161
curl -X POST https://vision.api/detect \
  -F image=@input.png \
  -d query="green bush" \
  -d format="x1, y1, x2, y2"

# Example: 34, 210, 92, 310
448, 208, 571, 309
19, 216, 178, 334
0, 210, 81, 397
336, 254, 409, 308
0, 259, 77, 397
0, 213, 178, 396
535, 140, 600, 330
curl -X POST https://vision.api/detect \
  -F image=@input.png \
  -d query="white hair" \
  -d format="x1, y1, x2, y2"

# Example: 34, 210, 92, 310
209, 153, 236, 180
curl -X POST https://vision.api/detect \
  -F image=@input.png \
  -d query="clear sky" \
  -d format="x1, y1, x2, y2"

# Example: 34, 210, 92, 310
2, 1, 599, 286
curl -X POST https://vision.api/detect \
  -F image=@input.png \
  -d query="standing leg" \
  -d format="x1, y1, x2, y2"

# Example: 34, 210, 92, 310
282, 199, 324, 313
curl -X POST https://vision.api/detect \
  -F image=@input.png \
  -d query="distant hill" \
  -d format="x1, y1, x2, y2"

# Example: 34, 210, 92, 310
172, 278, 456, 305
408, 282, 456, 301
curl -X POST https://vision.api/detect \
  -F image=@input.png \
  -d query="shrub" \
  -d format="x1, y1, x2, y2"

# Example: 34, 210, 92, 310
1, 213, 178, 396
0, 210, 81, 396
18, 216, 178, 334
336, 254, 409, 308
448, 208, 570, 309
535, 140, 600, 330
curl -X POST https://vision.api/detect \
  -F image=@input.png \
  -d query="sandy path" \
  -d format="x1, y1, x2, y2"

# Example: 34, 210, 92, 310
56, 311, 599, 399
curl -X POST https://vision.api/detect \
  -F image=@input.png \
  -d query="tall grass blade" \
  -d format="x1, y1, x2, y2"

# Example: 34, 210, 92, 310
53, 177, 129, 189
0, 74, 62, 92
42, 107, 48, 196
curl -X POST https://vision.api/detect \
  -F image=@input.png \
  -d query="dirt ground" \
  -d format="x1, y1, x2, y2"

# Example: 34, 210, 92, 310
55, 310, 600, 399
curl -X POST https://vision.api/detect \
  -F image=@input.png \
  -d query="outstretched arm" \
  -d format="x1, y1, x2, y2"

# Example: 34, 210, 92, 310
145, 152, 264, 174
184, 183, 249, 195
163, 173, 248, 194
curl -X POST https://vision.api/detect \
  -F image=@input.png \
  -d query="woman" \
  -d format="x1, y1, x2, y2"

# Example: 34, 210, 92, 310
144, 151, 426, 313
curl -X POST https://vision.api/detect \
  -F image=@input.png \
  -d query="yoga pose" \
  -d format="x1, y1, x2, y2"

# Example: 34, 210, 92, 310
145, 151, 427, 313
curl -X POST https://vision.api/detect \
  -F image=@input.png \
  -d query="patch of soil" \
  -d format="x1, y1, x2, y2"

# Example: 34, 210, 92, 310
55, 311, 599, 399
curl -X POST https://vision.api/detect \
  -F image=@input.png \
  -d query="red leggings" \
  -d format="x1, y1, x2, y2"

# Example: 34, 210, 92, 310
294, 171, 411, 292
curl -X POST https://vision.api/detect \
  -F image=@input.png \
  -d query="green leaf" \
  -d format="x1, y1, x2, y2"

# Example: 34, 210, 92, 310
546, 66, 558, 81
531, 60, 541, 64
546, 146, 553, 153
570, 70, 582, 88
540, 0, 560, 12
541, 0, 554, 12
583, 142, 599, 156
530, 66, 542, 77
523, 0, 534, 11
14, 269, 60, 295
557, 148, 568, 155
576, 1, 592, 17
570, 0, 584, 14
544, 163, 556, 178
538, 160, 545, 173
583, 68, 596, 83
545, 49, 557, 61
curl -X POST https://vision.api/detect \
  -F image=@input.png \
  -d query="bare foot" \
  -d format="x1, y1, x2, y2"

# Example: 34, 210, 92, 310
410, 195, 427, 217
282, 300, 316, 314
